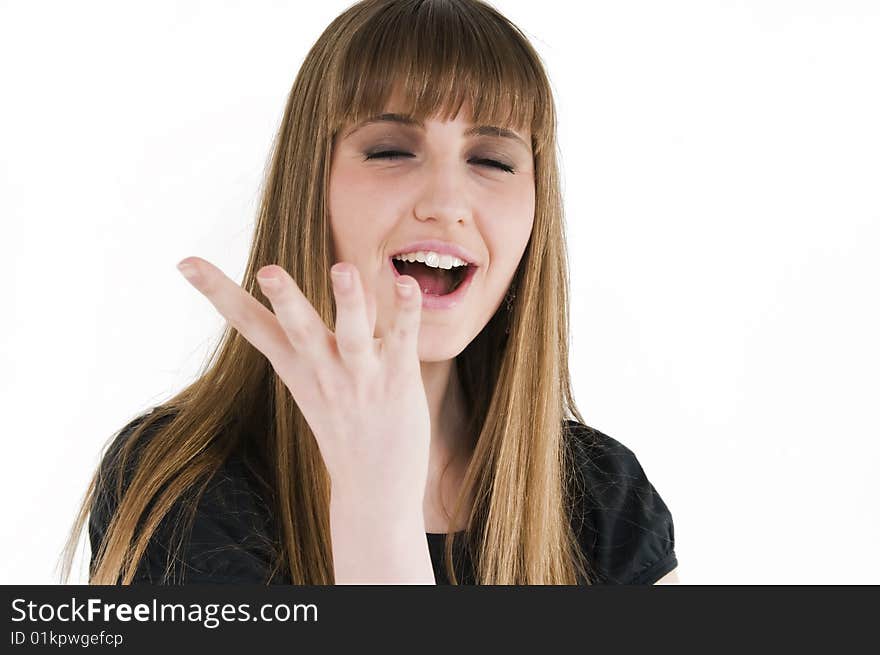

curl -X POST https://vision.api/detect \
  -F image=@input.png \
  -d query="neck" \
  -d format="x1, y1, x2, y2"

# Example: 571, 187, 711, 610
419, 358, 475, 532
419, 358, 469, 456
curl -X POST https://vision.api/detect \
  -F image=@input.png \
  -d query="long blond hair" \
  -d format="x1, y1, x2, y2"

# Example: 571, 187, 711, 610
60, 0, 591, 585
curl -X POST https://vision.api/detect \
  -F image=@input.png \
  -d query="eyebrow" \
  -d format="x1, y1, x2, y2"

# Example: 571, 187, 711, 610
343, 113, 531, 152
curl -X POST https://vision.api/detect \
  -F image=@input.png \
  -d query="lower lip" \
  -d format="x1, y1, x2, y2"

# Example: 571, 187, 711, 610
389, 259, 478, 310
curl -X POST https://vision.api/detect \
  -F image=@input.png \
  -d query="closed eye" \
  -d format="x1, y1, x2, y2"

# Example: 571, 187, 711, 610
365, 150, 515, 174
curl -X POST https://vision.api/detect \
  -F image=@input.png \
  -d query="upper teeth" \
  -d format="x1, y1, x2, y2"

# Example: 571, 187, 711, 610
393, 251, 468, 270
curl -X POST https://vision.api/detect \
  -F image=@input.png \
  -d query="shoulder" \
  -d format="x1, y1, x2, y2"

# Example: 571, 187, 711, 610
89, 410, 281, 584
89, 410, 171, 545
564, 419, 678, 585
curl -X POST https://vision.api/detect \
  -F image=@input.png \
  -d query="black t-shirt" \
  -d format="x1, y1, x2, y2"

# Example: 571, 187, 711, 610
89, 413, 677, 585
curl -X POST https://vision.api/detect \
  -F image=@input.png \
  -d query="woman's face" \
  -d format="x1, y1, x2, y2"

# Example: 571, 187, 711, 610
328, 97, 535, 362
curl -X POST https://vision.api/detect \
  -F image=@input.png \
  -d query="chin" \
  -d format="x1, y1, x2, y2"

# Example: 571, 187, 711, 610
416, 330, 471, 363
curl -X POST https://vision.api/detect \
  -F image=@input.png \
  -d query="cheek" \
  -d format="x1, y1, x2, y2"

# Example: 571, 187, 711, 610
329, 165, 367, 225
331, 159, 415, 209
484, 187, 535, 269
327, 164, 408, 335
328, 166, 405, 259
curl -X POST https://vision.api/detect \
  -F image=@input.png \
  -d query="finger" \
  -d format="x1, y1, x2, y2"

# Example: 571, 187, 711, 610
176, 257, 324, 371
381, 273, 423, 372
330, 262, 375, 371
255, 263, 336, 367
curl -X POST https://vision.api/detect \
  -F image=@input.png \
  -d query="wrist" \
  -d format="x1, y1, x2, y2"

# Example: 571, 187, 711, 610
328, 494, 434, 584
330, 479, 424, 524
330, 491, 423, 532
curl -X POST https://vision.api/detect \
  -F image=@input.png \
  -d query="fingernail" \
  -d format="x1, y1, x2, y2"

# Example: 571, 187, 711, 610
395, 281, 413, 298
177, 261, 198, 282
331, 268, 351, 291
257, 274, 280, 290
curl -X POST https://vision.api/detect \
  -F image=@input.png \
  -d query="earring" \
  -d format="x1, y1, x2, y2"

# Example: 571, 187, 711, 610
504, 286, 516, 335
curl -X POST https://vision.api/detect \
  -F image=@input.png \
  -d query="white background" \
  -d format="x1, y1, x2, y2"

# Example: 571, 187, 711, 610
2, 1, 878, 584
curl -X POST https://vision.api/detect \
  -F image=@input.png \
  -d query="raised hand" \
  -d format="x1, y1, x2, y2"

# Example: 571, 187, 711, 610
175, 257, 432, 524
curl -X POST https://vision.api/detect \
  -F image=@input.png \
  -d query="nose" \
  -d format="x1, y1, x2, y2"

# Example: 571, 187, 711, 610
412, 156, 473, 226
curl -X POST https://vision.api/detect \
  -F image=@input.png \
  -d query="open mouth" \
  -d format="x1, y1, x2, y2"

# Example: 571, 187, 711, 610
391, 258, 474, 296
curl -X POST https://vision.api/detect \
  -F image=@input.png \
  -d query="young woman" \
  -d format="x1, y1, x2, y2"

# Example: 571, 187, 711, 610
61, 0, 678, 585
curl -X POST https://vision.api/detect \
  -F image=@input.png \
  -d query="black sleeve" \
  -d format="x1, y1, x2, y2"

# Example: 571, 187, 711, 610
566, 420, 678, 585
89, 412, 280, 584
